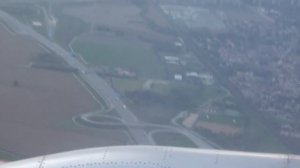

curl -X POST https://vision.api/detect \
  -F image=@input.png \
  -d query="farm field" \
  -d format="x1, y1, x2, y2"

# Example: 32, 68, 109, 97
62, 1, 173, 42
72, 33, 166, 79
0, 26, 129, 159
63, 2, 144, 31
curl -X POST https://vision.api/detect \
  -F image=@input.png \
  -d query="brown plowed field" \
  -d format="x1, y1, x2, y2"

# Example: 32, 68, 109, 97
0, 26, 129, 158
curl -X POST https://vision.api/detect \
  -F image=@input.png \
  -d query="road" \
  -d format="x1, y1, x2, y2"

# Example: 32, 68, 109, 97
76, 112, 214, 149
0, 10, 152, 145
0, 8, 214, 149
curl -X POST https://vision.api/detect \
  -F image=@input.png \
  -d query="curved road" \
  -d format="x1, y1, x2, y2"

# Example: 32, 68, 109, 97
0, 9, 213, 149
0, 10, 152, 145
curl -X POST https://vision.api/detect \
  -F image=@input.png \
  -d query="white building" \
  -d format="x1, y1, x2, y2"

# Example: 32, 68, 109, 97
32, 21, 43, 27
174, 74, 183, 81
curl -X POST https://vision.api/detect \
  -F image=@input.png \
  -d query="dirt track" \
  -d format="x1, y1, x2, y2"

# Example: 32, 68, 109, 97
0, 26, 129, 158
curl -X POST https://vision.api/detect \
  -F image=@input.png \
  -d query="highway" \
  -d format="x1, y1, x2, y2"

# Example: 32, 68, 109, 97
0, 10, 152, 145
76, 113, 214, 149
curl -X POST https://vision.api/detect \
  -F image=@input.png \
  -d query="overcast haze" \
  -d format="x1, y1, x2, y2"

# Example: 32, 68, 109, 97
0, 0, 299, 161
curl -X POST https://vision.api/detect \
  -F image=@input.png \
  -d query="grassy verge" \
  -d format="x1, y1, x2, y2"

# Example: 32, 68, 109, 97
0, 148, 24, 161
75, 74, 108, 111
152, 132, 197, 148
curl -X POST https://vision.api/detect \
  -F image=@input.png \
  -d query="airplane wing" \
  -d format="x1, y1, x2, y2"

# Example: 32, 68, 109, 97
0, 146, 299, 168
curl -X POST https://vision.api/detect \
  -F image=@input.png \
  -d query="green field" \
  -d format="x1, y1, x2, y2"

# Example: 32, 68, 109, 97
54, 5, 89, 47
125, 82, 228, 124
0, 148, 24, 161
110, 78, 144, 94
151, 83, 171, 94
111, 78, 172, 95
73, 37, 165, 79
197, 114, 288, 153
152, 131, 197, 148
245, 119, 288, 153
